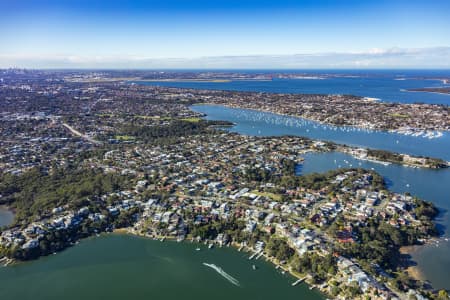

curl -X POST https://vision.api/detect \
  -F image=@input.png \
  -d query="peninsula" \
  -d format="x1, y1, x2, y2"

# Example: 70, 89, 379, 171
0, 69, 447, 300
408, 87, 450, 95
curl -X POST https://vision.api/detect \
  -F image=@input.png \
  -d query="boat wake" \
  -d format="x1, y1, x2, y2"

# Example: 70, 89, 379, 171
203, 263, 240, 286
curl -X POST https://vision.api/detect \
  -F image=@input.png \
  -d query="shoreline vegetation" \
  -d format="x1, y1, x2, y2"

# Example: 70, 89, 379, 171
113, 229, 326, 292
0, 159, 442, 299
192, 100, 448, 139
0, 111, 446, 299
3, 230, 444, 299
1, 70, 449, 300
137, 232, 446, 297
336, 146, 449, 169
194, 103, 449, 169
400, 246, 426, 282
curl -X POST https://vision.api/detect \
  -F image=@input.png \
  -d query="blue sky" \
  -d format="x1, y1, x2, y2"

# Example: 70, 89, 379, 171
0, 0, 449, 68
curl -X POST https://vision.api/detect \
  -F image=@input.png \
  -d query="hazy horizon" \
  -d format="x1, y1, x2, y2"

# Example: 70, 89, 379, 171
1, 0, 449, 69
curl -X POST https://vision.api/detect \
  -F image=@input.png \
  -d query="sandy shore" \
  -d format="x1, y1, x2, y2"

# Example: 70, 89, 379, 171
400, 246, 426, 281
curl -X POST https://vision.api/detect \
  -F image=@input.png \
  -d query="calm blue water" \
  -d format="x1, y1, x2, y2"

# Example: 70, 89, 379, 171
298, 151, 450, 289
190, 104, 450, 289
191, 105, 450, 161
133, 72, 450, 287
133, 70, 450, 105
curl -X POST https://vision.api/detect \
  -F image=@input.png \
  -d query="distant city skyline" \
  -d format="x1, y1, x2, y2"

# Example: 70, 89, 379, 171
1, 0, 450, 68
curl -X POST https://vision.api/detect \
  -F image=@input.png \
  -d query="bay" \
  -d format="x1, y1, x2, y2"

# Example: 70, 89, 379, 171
0, 234, 323, 300
191, 104, 450, 161
298, 151, 450, 289
191, 104, 450, 289
133, 69, 450, 105
2, 71, 449, 297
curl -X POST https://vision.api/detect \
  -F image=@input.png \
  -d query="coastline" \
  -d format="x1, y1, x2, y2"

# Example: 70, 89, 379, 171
192, 102, 449, 140
2, 226, 436, 299
133, 79, 233, 83
114, 226, 442, 298
406, 89, 450, 96
400, 245, 426, 281
1, 103, 445, 297
195, 103, 448, 169
336, 146, 449, 169
132, 78, 272, 83
1, 177, 440, 299
114, 228, 327, 298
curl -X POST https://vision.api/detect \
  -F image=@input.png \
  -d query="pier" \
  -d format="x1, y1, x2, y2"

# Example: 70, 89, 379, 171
248, 250, 263, 260
291, 277, 306, 286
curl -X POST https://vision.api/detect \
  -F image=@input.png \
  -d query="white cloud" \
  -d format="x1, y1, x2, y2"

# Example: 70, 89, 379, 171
1, 47, 449, 68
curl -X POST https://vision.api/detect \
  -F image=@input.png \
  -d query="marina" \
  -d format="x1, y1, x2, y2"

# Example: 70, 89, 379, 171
191, 104, 450, 161
2, 0, 450, 297
189, 104, 450, 290
1, 70, 449, 298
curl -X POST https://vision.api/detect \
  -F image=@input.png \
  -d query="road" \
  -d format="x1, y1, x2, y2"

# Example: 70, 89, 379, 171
62, 123, 103, 145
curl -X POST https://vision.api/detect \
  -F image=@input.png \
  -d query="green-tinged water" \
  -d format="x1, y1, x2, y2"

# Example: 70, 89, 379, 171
0, 234, 324, 300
